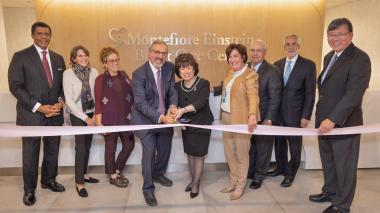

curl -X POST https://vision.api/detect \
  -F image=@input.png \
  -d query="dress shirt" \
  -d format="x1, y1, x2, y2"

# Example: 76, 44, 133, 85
221, 65, 247, 113
283, 54, 298, 76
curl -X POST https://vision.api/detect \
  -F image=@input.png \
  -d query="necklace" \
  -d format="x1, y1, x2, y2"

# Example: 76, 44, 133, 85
181, 77, 200, 92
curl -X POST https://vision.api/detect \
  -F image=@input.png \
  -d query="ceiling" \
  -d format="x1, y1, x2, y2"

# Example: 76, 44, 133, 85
1, 0, 359, 9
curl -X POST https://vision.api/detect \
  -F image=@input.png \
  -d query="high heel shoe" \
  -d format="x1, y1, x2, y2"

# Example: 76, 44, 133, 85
185, 185, 192, 192
190, 184, 200, 199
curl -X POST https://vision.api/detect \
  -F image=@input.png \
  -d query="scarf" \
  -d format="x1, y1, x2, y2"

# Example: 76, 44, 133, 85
73, 63, 94, 112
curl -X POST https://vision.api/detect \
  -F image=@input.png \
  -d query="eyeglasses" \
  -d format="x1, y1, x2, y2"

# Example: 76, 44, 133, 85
327, 32, 350, 38
250, 49, 265, 53
152, 50, 168, 56
107, 58, 120, 64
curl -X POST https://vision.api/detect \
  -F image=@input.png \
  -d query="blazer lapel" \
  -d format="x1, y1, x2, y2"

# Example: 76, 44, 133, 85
28, 46, 50, 88
256, 61, 266, 76
145, 62, 159, 97
284, 57, 300, 88
49, 52, 59, 88
318, 52, 333, 84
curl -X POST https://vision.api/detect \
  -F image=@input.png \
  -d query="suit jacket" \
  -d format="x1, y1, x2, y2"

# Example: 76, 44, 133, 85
131, 61, 178, 138
221, 67, 259, 124
8, 45, 66, 126
248, 60, 282, 123
274, 55, 316, 126
316, 43, 371, 129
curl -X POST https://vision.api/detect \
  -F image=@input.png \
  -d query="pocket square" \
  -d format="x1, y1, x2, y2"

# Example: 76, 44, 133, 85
57, 68, 63, 71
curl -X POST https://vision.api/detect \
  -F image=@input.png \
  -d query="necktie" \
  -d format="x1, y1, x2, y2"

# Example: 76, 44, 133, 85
283, 61, 292, 86
156, 69, 165, 114
321, 54, 338, 83
42, 50, 53, 87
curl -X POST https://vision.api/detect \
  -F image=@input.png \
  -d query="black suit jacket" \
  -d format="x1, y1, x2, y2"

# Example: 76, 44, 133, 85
131, 61, 178, 138
274, 55, 316, 126
248, 60, 282, 123
8, 45, 66, 126
316, 43, 371, 128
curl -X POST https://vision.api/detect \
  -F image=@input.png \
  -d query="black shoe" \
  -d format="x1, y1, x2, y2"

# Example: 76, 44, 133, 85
249, 180, 262, 189
309, 193, 333, 203
185, 185, 192, 192
23, 192, 36, 206
41, 181, 65, 192
84, 177, 99, 183
190, 191, 199, 199
267, 169, 284, 177
143, 191, 158, 206
110, 177, 128, 188
323, 205, 343, 213
280, 177, 294, 187
76, 186, 88, 198
152, 175, 173, 187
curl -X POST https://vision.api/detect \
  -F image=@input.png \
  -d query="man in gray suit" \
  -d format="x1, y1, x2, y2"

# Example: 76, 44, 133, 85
8, 21, 66, 206
247, 40, 282, 189
309, 18, 371, 213
131, 40, 178, 206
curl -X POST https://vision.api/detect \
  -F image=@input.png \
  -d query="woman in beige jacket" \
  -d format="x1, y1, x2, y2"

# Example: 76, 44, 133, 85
220, 43, 259, 200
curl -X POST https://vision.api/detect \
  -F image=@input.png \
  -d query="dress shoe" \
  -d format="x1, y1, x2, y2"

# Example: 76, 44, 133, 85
185, 185, 192, 192
309, 193, 333, 203
143, 191, 158, 206
23, 192, 36, 206
220, 185, 235, 193
152, 175, 173, 187
110, 176, 128, 188
267, 169, 284, 177
249, 180, 262, 189
84, 177, 99, 183
41, 181, 65, 192
76, 186, 88, 198
230, 188, 244, 200
323, 205, 343, 213
280, 177, 294, 187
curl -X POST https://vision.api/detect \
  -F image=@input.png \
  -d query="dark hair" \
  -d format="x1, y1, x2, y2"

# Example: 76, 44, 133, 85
174, 53, 199, 78
327, 18, 353, 33
225, 43, 248, 63
99, 47, 119, 64
69, 45, 90, 66
31, 21, 52, 35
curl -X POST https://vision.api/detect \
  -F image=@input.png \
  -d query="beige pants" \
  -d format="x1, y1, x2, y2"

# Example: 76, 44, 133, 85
221, 111, 251, 189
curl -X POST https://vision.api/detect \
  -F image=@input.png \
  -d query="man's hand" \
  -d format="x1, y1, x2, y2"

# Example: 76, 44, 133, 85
52, 102, 63, 111
300, 118, 310, 128
318, 119, 335, 134
168, 105, 178, 118
160, 115, 175, 124
248, 114, 257, 133
37, 104, 60, 117
262, 119, 272, 126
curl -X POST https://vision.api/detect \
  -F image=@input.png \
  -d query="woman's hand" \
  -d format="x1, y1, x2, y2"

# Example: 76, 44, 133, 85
85, 117, 96, 126
175, 108, 186, 120
248, 114, 257, 133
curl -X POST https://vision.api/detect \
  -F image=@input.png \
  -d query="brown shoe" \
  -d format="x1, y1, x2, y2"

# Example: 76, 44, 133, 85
220, 186, 235, 193
110, 177, 128, 188
230, 188, 244, 200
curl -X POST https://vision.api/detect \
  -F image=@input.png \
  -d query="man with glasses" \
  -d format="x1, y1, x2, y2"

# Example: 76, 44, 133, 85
309, 18, 371, 213
131, 40, 178, 206
268, 34, 316, 187
246, 40, 282, 189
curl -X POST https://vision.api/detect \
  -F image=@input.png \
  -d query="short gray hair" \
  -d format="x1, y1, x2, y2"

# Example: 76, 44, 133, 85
251, 39, 267, 51
149, 39, 168, 52
283, 34, 301, 45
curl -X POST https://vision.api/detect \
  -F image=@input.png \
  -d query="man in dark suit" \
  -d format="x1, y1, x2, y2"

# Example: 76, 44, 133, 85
131, 40, 178, 206
8, 21, 66, 206
309, 18, 371, 213
246, 40, 282, 189
268, 34, 316, 187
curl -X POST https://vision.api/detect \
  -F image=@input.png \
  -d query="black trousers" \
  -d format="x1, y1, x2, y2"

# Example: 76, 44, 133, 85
22, 134, 60, 193
70, 114, 93, 184
319, 135, 360, 213
248, 134, 274, 181
140, 129, 173, 192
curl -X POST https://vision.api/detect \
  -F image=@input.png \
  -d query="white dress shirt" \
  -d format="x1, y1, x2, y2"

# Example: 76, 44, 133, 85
221, 65, 247, 113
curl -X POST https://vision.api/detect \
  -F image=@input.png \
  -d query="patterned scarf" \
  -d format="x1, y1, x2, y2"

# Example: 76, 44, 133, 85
73, 63, 94, 112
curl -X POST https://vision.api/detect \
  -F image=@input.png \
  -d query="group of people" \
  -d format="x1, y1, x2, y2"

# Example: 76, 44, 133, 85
7, 17, 371, 213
